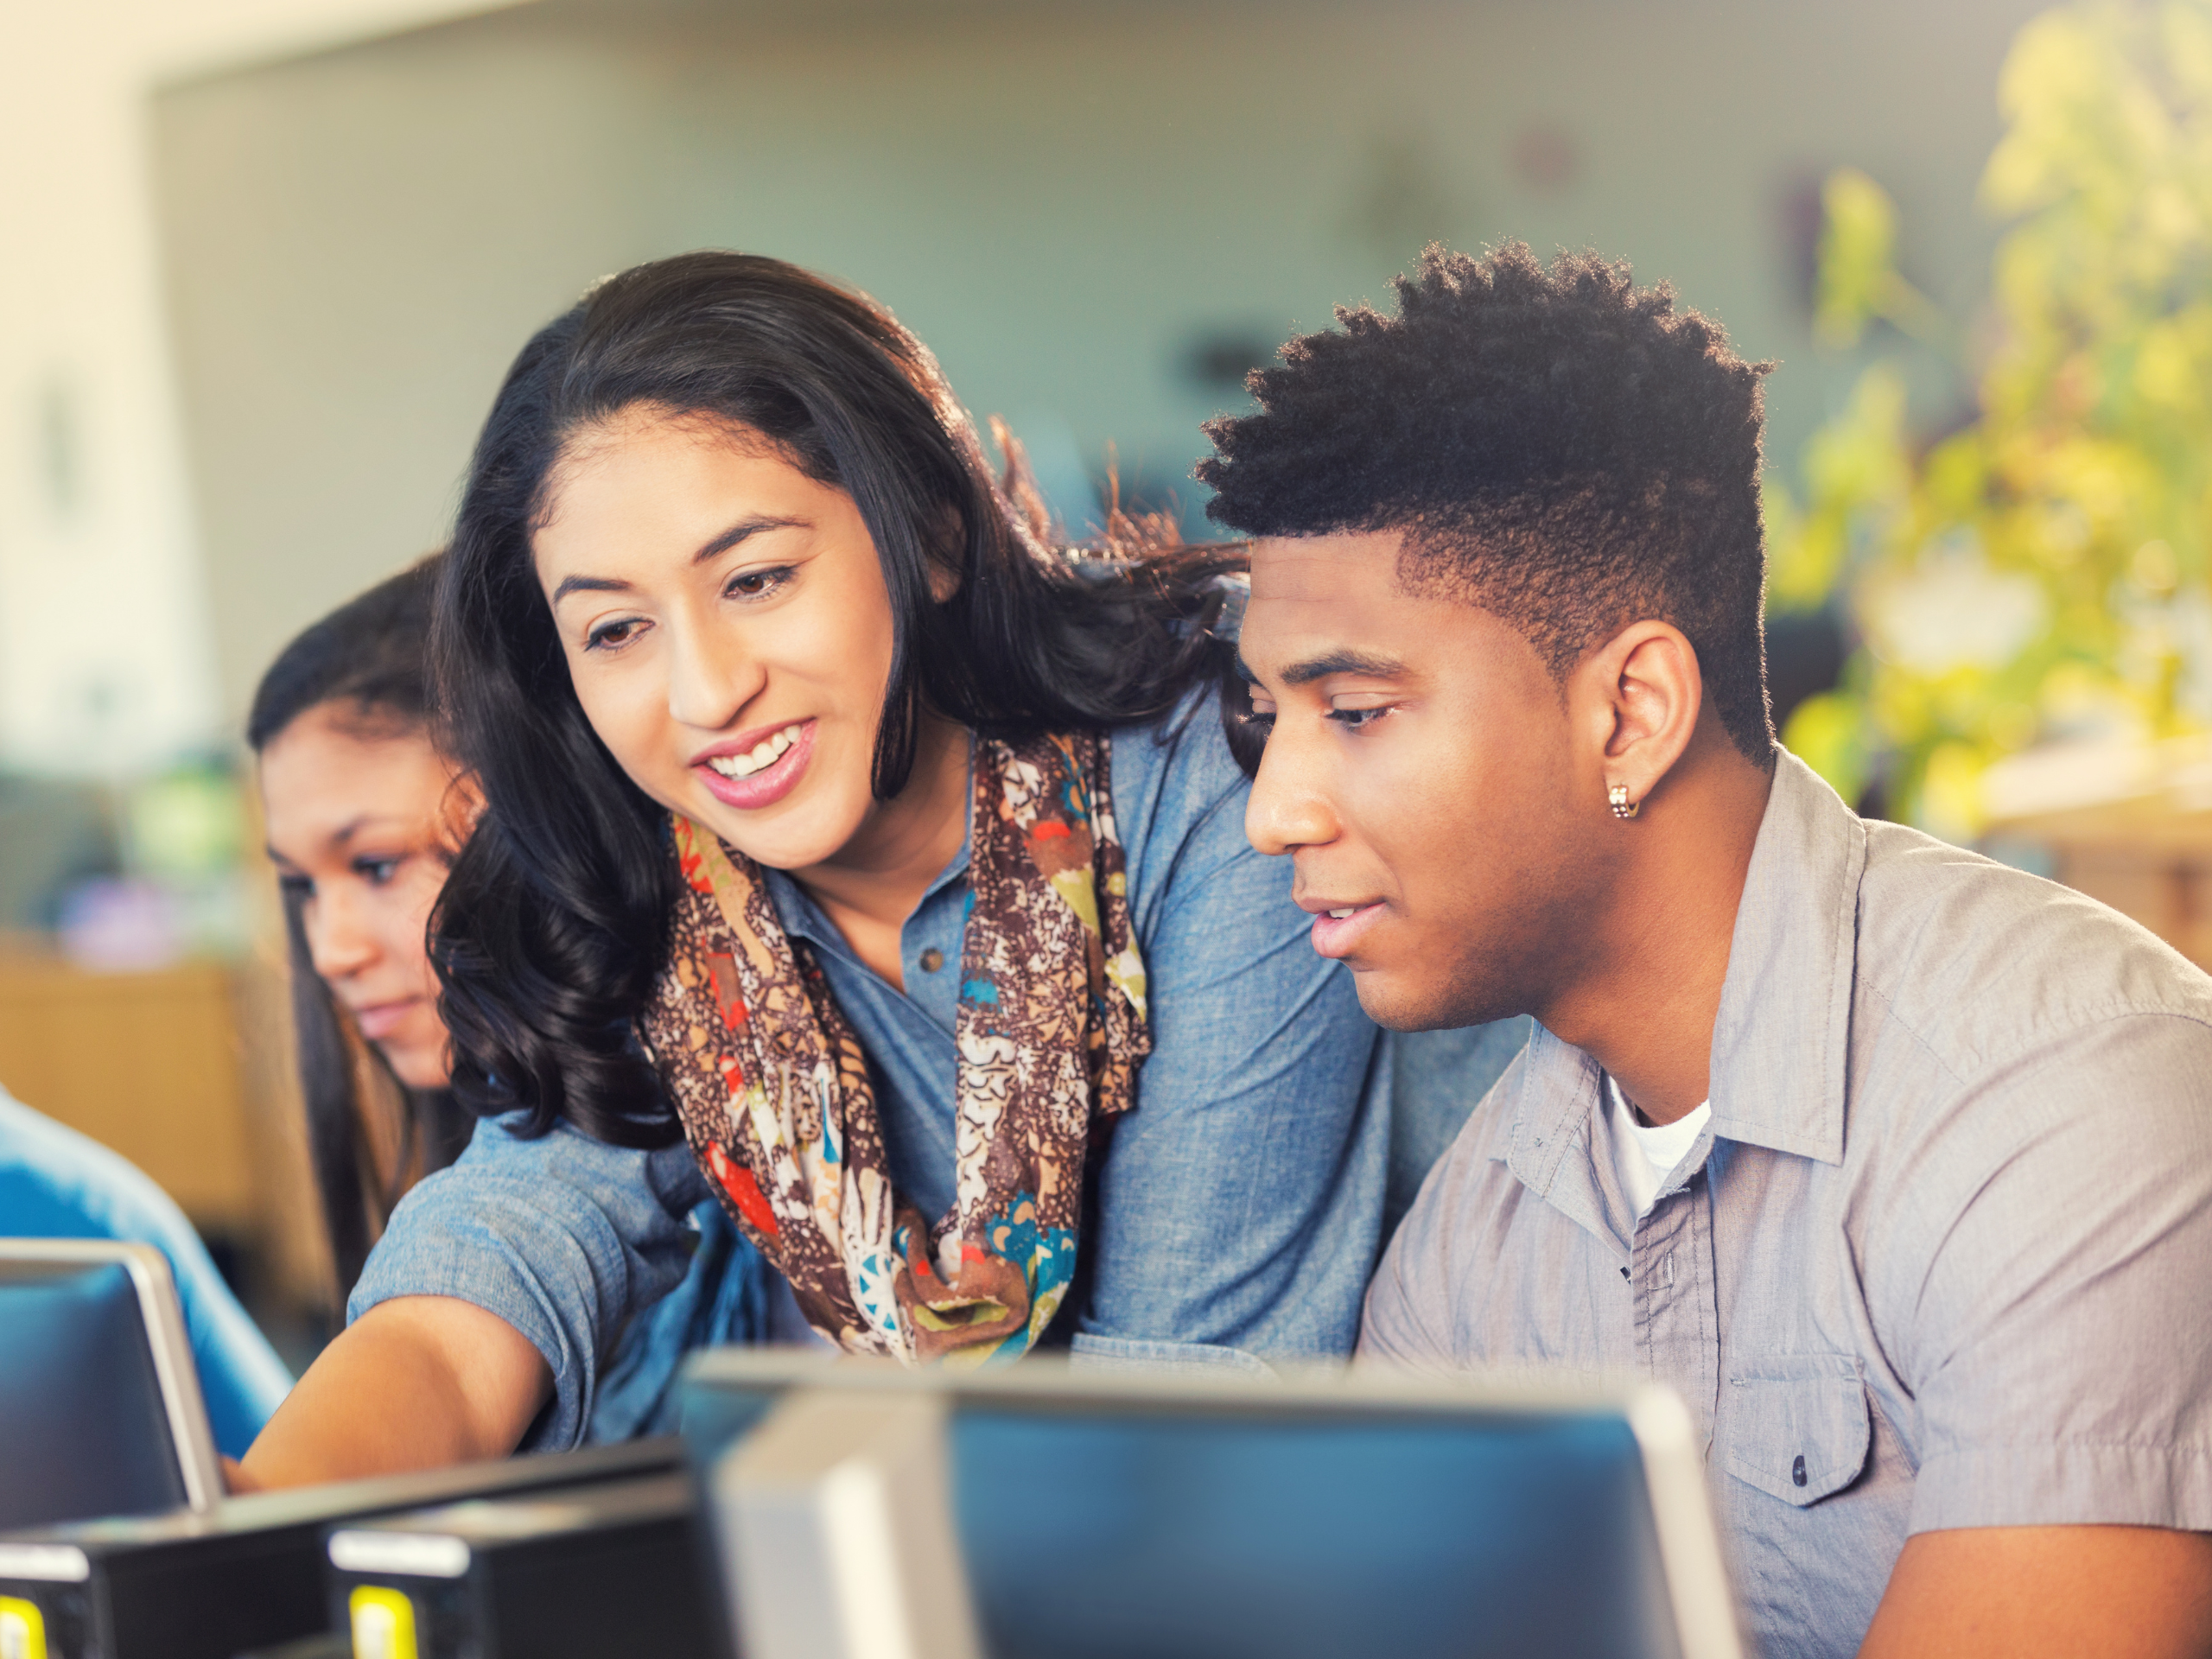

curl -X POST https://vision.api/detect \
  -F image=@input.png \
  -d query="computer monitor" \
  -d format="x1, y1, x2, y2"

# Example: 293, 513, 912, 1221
0, 1240, 222, 1530
684, 1353, 1742, 1659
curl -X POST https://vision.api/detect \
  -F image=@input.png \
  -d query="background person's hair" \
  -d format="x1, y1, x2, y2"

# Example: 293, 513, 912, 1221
248, 557, 474, 1297
1198, 242, 1777, 764
432, 250, 1247, 1147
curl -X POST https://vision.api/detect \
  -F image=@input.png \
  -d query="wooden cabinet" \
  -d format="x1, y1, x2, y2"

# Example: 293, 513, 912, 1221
1981, 736, 2212, 969
0, 956, 260, 1227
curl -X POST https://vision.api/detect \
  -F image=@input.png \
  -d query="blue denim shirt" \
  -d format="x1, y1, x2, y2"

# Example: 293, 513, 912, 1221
353, 697, 1391, 1449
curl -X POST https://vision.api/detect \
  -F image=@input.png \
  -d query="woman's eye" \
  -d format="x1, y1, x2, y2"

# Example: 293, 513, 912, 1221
277, 874, 313, 902
725, 567, 791, 601
354, 856, 403, 886
586, 618, 643, 651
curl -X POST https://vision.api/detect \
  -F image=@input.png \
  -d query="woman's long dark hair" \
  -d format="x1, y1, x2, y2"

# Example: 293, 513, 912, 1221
249, 560, 476, 1295
433, 251, 1251, 1147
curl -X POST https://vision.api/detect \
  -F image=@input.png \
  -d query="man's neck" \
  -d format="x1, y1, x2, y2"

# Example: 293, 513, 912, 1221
1539, 732, 1775, 1126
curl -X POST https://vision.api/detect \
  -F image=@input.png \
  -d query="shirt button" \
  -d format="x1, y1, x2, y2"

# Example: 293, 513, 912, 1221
918, 948, 944, 973
1792, 1454, 1808, 1488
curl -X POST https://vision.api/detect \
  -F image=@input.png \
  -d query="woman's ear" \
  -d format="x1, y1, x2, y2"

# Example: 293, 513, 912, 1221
439, 768, 487, 854
925, 503, 964, 604
1572, 620, 1703, 816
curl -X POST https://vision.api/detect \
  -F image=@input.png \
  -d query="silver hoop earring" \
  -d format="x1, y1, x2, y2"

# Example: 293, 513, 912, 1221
1608, 783, 1640, 820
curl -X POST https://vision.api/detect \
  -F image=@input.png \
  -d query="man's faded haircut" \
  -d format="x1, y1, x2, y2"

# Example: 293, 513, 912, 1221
1198, 242, 1777, 764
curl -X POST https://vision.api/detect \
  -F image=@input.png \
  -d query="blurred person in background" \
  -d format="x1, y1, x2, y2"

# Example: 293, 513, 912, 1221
0, 1084, 292, 1459
248, 560, 788, 1456
242, 251, 1392, 1488
249, 560, 480, 1296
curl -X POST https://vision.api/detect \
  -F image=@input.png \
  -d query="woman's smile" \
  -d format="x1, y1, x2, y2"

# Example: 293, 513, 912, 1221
693, 717, 817, 810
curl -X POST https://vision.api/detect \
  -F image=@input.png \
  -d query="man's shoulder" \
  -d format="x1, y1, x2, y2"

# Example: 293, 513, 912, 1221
1853, 819, 2212, 1085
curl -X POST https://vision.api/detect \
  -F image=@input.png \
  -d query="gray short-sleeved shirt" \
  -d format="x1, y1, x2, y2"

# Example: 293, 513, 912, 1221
1362, 752, 2212, 1659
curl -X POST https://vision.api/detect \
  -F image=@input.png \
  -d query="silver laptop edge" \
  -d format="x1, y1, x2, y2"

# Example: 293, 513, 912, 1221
1627, 1385, 1746, 1659
1, 1238, 224, 1514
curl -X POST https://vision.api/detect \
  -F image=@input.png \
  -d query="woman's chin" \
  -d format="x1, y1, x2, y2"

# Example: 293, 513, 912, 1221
378, 1038, 454, 1094
683, 792, 868, 875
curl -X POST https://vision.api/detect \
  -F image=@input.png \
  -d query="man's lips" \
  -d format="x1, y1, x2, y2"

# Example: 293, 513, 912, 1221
1300, 899, 1386, 960
694, 718, 817, 811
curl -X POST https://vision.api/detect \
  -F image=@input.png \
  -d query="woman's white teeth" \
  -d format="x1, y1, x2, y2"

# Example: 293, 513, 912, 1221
1328, 908, 1357, 919
708, 724, 803, 779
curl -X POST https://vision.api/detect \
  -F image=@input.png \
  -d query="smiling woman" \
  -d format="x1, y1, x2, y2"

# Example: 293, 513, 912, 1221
236, 253, 1391, 1489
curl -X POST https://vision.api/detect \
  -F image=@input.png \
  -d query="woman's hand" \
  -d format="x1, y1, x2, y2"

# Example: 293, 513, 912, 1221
219, 1455, 262, 1496
238, 1295, 552, 1490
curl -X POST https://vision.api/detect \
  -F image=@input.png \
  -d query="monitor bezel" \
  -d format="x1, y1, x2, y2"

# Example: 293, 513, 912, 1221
0, 1239, 224, 1515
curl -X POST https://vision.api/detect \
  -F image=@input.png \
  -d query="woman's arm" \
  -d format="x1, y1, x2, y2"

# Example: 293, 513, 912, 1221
233, 1114, 709, 1485
238, 1296, 550, 1488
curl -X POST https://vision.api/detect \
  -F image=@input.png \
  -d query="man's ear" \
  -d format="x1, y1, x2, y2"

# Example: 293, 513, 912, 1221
1570, 620, 1703, 817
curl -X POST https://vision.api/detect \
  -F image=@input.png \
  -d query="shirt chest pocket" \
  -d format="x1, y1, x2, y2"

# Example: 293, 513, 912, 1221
1721, 1353, 1872, 1506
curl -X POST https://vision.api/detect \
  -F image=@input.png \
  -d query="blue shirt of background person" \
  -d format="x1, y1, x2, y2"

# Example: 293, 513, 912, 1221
239, 252, 1408, 1484
0, 1084, 291, 1459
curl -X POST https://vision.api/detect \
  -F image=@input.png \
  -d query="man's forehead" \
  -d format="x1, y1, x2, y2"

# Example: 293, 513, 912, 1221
1241, 529, 1464, 687
1247, 530, 1405, 602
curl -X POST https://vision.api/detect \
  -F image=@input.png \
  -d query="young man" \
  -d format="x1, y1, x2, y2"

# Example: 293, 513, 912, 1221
1202, 244, 2212, 1659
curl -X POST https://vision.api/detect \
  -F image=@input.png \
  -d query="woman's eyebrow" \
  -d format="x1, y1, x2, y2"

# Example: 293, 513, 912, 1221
550, 574, 627, 603
693, 514, 805, 564
550, 516, 809, 604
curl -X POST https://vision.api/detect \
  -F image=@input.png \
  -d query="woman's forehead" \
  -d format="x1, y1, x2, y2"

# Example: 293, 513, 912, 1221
259, 709, 448, 843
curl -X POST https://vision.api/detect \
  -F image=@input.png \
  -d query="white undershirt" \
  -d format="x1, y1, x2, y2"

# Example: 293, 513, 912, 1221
1604, 1075, 1712, 1219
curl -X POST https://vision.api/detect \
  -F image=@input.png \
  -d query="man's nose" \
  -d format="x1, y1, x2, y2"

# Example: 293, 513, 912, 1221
1244, 722, 1341, 856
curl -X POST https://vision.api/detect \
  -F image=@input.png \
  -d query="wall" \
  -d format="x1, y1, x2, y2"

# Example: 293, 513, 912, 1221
152, 0, 2054, 727
0, 0, 518, 775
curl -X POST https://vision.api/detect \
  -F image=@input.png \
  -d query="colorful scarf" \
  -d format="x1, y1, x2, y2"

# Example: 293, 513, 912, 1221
637, 732, 1149, 1366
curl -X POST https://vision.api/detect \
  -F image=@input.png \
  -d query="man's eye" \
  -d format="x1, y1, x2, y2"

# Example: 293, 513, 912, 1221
726, 567, 791, 601
1328, 704, 1391, 729
586, 618, 642, 650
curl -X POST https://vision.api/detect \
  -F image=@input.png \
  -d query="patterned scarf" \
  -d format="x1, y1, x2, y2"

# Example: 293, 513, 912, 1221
637, 732, 1150, 1366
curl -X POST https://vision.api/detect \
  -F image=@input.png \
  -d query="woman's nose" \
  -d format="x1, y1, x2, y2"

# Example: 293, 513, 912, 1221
664, 613, 763, 732
303, 885, 378, 982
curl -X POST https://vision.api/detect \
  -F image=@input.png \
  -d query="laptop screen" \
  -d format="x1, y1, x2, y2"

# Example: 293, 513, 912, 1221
0, 1256, 190, 1530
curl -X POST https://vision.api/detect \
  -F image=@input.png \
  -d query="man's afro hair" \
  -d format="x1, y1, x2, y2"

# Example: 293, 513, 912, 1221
1198, 242, 1777, 763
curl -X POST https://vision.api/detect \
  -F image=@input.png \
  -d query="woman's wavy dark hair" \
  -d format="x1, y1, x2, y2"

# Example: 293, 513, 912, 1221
248, 558, 476, 1297
432, 250, 1250, 1147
